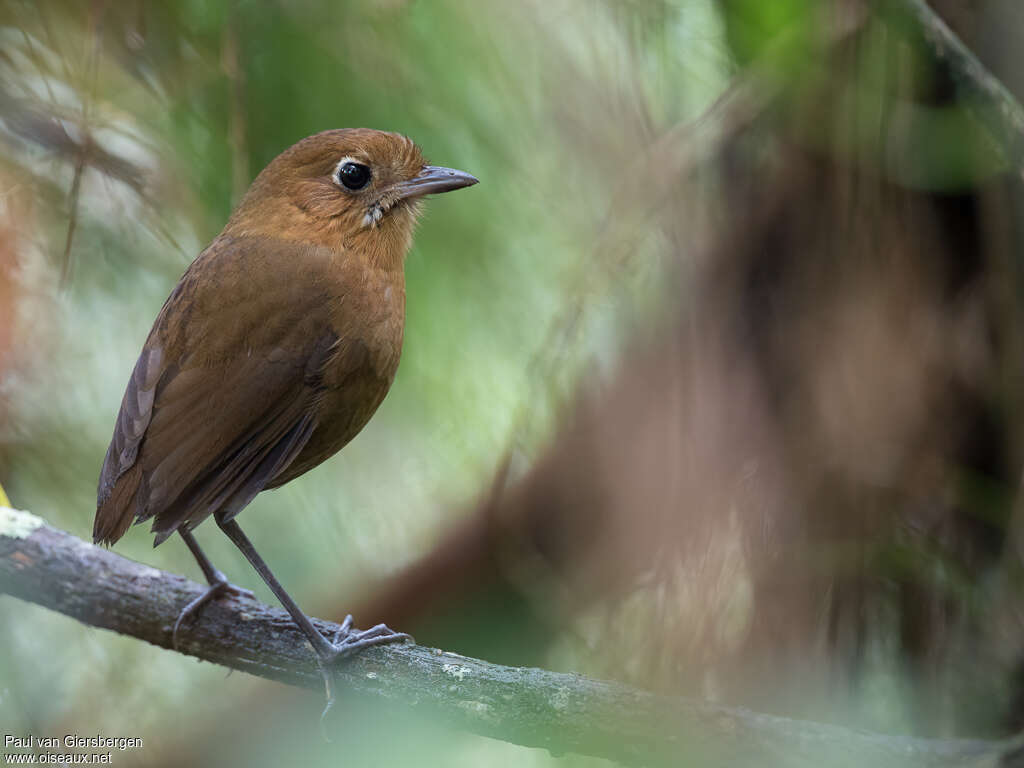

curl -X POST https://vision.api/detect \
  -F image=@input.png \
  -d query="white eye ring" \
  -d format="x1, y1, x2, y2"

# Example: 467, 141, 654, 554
334, 156, 372, 191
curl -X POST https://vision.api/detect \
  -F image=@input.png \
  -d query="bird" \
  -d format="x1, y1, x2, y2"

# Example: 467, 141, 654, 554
93, 128, 477, 701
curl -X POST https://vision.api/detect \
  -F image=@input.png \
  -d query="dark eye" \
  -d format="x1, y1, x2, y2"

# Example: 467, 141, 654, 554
336, 161, 371, 191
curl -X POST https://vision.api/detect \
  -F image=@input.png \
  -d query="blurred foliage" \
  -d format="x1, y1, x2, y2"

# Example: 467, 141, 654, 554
0, 0, 726, 765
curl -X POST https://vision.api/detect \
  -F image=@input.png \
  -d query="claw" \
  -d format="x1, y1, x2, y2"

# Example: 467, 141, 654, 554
172, 579, 253, 650
317, 618, 413, 728
330, 614, 355, 645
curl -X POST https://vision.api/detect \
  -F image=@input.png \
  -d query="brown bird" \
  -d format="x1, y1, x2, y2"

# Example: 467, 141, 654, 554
93, 128, 477, 695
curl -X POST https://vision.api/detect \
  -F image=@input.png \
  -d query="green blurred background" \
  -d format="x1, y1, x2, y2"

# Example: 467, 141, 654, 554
0, 1, 726, 765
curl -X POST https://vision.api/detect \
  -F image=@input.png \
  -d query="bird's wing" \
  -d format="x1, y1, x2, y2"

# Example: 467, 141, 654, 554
94, 238, 349, 546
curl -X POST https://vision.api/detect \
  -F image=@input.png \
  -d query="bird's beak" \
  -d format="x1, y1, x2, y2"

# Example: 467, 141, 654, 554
394, 166, 478, 201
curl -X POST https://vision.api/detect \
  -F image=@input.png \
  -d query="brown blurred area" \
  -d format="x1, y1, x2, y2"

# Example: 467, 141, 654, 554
349, 1, 1024, 738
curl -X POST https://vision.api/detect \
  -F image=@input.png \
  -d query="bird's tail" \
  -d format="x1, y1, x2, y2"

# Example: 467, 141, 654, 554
93, 463, 142, 545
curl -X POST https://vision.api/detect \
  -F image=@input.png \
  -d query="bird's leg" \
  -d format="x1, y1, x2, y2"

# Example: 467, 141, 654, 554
215, 518, 411, 712
173, 529, 254, 649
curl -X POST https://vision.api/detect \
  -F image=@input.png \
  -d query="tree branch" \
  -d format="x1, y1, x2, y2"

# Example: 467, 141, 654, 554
0, 507, 1017, 767
889, 0, 1024, 176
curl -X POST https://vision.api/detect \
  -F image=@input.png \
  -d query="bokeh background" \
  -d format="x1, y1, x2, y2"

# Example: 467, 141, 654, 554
2, 0, 1024, 765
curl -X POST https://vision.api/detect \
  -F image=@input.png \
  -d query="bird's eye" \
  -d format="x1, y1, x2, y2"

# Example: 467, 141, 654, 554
336, 161, 371, 191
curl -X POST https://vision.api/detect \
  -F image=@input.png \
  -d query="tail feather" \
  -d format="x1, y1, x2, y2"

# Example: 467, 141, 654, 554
93, 463, 142, 545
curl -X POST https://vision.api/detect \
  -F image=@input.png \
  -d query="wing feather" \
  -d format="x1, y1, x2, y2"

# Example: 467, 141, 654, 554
93, 237, 345, 546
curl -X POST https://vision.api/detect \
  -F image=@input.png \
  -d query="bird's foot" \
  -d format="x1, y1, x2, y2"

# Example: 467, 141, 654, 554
172, 572, 254, 650
317, 615, 412, 726
324, 614, 413, 661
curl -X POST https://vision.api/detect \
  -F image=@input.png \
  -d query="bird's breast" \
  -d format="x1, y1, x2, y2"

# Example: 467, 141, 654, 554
325, 263, 406, 386
282, 262, 406, 480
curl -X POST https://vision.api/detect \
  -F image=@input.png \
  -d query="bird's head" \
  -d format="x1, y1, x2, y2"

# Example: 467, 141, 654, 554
224, 128, 477, 268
